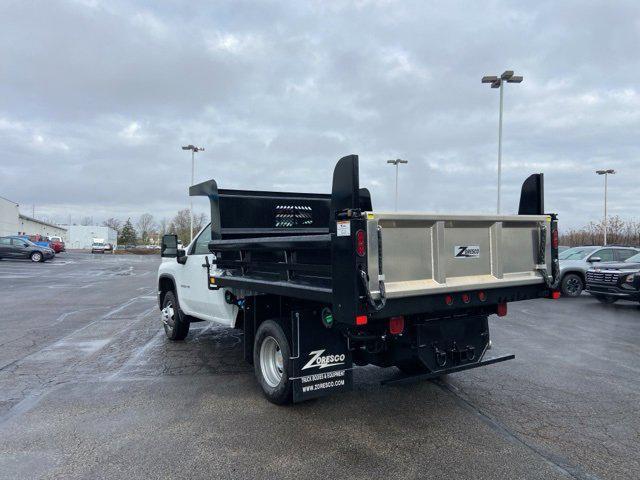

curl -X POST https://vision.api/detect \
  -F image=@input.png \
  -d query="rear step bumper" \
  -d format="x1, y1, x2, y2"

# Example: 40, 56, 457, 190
381, 354, 515, 386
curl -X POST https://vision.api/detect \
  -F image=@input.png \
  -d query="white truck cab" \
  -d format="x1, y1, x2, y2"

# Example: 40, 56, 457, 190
157, 225, 238, 331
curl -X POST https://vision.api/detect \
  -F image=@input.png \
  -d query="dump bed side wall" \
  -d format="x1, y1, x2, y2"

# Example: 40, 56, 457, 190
367, 213, 551, 298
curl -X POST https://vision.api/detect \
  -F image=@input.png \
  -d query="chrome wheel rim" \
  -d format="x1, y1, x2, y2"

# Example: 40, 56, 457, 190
32, 253, 42, 262
260, 336, 283, 388
161, 303, 175, 332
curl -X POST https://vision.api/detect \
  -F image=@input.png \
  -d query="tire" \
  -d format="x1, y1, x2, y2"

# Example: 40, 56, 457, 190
161, 291, 190, 341
593, 294, 617, 304
561, 273, 584, 297
396, 357, 431, 375
30, 252, 43, 263
254, 320, 293, 405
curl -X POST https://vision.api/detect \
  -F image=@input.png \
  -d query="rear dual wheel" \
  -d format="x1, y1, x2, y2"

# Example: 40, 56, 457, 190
254, 320, 293, 405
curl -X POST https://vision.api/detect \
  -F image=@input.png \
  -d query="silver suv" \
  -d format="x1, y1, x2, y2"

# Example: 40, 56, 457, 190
559, 246, 640, 297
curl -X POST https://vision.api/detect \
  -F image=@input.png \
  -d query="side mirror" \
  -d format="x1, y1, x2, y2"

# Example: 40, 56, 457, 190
589, 256, 601, 263
23, 243, 29, 247
161, 234, 178, 258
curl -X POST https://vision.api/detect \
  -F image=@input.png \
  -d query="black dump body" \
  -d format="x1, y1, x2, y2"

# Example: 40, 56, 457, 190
191, 155, 558, 327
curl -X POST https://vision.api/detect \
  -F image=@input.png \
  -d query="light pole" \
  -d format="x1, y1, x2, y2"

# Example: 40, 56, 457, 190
482, 70, 523, 214
596, 169, 615, 245
182, 144, 205, 244
386, 159, 408, 211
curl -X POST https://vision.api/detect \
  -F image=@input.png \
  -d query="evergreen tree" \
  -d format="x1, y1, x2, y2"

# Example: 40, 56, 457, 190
118, 218, 137, 245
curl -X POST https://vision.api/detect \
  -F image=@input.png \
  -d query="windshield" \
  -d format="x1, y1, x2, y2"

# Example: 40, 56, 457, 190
18, 238, 37, 246
93, 243, 105, 246
559, 247, 598, 260
625, 253, 640, 263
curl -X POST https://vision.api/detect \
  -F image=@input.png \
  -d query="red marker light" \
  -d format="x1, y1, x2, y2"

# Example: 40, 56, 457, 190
355, 315, 368, 325
496, 303, 507, 317
445, 295, 454, 306
551, 291, 561, 299
462, 293, 470, 304
389, 316, 405, 335
478, 291, 486, 302
356, 230, 366, 257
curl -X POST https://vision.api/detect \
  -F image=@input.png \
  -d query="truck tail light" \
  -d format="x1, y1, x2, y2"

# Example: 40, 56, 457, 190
355, 229, 366, 257
496, 303, 507, 317
478, 291, 486, 302
461, 293, 470, 304
444, 295, 454, 306
356, 315, 368, 325
389, 316, 404, 334
552, 229, 559, 250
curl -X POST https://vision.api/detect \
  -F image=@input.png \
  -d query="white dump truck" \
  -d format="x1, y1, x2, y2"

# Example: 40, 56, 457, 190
158, 155, 560, 404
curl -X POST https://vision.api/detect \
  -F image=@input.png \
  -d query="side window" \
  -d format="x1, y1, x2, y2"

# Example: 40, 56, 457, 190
191, 226, 212, 255
0, 238, 11, 245
594, 249, 615, 262
616, 249, 638, 261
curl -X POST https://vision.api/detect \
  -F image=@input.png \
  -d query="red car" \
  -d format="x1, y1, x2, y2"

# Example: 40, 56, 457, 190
49, 236, 66, 253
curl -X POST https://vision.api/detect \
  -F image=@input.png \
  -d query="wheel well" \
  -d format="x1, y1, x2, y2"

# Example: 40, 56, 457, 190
562, 271, 585, 283
158, 276, 176, 307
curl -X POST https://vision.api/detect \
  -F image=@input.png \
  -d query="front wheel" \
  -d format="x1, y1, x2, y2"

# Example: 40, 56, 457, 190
561, 273, 584, 297
161, 291, 190, 341
254, 320, 293, 405
30, 252, 43, 262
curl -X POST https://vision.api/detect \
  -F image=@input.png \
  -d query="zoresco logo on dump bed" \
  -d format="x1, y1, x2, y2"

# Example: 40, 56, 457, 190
302, 350, 346, 370
454, 245, 480, 258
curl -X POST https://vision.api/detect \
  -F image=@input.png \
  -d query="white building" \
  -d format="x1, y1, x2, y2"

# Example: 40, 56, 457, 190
1, 195, 67, 238
0, 196, 19, 236
61, 225, 118, 249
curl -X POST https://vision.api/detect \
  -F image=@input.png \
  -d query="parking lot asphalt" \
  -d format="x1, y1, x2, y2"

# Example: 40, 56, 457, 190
0, 253, 638, 480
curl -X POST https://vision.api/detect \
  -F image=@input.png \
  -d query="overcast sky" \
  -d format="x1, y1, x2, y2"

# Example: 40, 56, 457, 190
1, 0, 639, 230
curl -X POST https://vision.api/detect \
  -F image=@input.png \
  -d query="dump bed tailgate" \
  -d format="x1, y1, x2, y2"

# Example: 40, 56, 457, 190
367, 213, 552, 299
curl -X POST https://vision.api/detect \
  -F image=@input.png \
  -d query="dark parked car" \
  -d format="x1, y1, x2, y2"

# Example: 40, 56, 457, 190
0, 236, 55, 262
585, 252, 640, 304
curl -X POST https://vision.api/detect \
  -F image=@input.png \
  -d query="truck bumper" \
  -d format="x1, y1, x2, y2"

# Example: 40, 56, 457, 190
381, 354, 515, 385
586, 284, 640, 300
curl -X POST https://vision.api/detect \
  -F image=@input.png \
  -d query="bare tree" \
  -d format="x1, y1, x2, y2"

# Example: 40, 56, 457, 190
137, 213, 156, 244
158, 217, 169, 235
103, 217, 122, 233
80, 216, 92, 226
169, 209, 190, 244
559, 216, 640, 247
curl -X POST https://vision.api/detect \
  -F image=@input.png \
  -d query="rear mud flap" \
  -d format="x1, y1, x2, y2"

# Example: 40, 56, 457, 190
289, 310, 353, 403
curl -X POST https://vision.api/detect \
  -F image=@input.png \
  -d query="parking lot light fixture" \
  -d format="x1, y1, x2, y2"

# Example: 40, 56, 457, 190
482, 70, 524, 214
182, 145, 205, 244
596, 169, 616, 245
386, 159, 408, 211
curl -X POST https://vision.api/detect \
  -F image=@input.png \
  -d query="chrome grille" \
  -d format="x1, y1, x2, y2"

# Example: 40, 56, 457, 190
586, 271, 619, 284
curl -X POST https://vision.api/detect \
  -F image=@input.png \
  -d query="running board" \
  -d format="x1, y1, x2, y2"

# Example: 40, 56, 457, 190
381, 354, 515, 386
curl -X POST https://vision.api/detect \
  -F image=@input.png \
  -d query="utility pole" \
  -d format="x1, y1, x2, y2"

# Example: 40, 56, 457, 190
386, 159, 408, 211
482, 70, 523, 214
181, 144, 205, 244
596, 169, 615, 245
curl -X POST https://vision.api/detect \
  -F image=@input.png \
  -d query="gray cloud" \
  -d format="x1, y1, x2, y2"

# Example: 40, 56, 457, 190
0, 0, 639, 229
